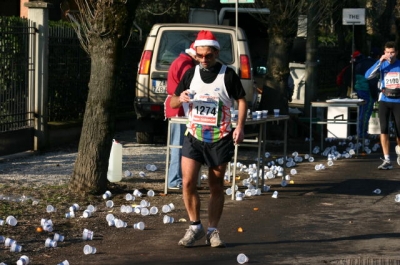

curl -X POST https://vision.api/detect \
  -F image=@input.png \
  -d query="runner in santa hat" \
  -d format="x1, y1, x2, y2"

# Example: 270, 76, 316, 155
170, 30, 248, 248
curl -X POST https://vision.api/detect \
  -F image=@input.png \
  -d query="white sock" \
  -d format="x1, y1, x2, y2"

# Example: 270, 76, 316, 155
190, 224, 202, 230
384, 155, 390, 161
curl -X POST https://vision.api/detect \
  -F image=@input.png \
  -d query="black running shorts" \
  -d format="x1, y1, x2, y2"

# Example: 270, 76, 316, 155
182, 132, 235, 167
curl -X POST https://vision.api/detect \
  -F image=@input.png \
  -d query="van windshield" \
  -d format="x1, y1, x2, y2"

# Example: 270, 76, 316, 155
156, 30, 234, 70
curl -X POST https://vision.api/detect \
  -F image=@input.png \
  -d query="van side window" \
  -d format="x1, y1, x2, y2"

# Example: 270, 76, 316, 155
155, 31, 234, 70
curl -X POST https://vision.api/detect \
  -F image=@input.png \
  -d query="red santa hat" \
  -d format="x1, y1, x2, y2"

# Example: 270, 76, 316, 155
185, 42, 196, 56
194, 30, 220, 50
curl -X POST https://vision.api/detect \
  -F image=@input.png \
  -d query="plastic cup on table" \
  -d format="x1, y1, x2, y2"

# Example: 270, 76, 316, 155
273, 109, 280, 117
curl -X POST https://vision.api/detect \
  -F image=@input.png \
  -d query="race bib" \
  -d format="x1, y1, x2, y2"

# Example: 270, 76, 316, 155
384, 72, 400, 89
191, 100, 219, 126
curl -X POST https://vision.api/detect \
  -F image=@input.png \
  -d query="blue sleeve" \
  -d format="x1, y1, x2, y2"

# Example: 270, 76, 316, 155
365, 60, 381, 80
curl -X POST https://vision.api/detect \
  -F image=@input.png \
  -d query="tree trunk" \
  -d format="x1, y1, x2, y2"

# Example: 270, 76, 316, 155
259, 35, 291, 115
69, 38, 118, 194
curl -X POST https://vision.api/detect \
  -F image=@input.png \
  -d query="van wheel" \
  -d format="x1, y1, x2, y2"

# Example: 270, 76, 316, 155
136, 131, 153, 144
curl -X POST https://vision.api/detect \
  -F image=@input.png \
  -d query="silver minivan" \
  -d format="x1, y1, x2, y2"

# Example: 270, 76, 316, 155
135, 23, 257, 143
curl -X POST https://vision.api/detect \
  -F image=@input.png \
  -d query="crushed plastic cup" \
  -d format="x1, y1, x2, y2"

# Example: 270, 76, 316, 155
133, 221, 145, 230
237, 253, 249, 264
5, 237, 15, 247
327, 160, 334, 166
83, 244, 97, 255
82, 228, 94, 240
163, 215, 174, 224
10, 242, 22, 252
106, 200, 114, 208
57, 260, 69, 265
69, 203, 80, 212
53, 233, 64, 242
373, 189, 381, 194
45, 238, 57, 248
139, 171, 146, 178
102, 190, 112, 199
272, 191, 278, 199
16, 255, 30, 265
149, 206, 158, 215
6, 215, 17, 226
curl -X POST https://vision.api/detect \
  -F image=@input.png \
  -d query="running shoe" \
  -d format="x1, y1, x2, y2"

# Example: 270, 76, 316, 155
205, 230, 226, 248
378, 159, 393, 170
178, 225, 205, 247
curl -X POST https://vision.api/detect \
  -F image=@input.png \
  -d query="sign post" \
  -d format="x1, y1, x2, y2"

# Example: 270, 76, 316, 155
342, 8, 365, 95
220, 0, 255, 42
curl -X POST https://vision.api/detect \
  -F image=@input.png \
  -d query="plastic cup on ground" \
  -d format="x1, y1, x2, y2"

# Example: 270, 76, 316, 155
272, 191, 278, 198
373, 189, 381, 194
82, 228, 94, 240
252, 112, 257, 120
16, 255, 30, 265
133, 189, 142, 197
83, 210, 92, 218
163, 215, 174, 224
69, 203, 80, 212
5, 237, 15, 247
10, 242, 22, 252
133, 221, 145, 230
140, 207, 149, 216
115, 219, 127, 228
273, 109, 280, 117
125, 193, 134, 201
0, 219, 4, 226
162, 205, 171, 213
102, 190, 112, 199
0, 235, 5, 243
46, 205, 56, 213
106, 200, 114, 208
395, 194, 400, 202
235, 192, 243, 201
290, 169, 297, 175
86, 204, 96, 212
225, 187, 232, 196
168, 203, 175, 211
45, 238, 57, 248
237, 253, 249, 264
65, 211, 75, 219
149, 206, 158, 215
140, 199, 150, 207
54, 233, 64, 242
147, 190, 155, 197
6, 215, 17, 226
83, 244, 97, 255
124, 170, 133, 177
139, 171, 146, 178
57, 260, 69, 265
106, 213, 115, 222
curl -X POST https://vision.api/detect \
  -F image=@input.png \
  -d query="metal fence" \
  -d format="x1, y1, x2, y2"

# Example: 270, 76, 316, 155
0, 17, 35, 132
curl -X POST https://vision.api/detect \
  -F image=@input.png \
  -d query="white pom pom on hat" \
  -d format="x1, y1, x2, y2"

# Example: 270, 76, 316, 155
194, 30, 220, 50
185, 42, 196, 56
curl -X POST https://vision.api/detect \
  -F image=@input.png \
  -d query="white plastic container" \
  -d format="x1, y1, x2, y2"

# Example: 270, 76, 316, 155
107, 140, 123, 182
